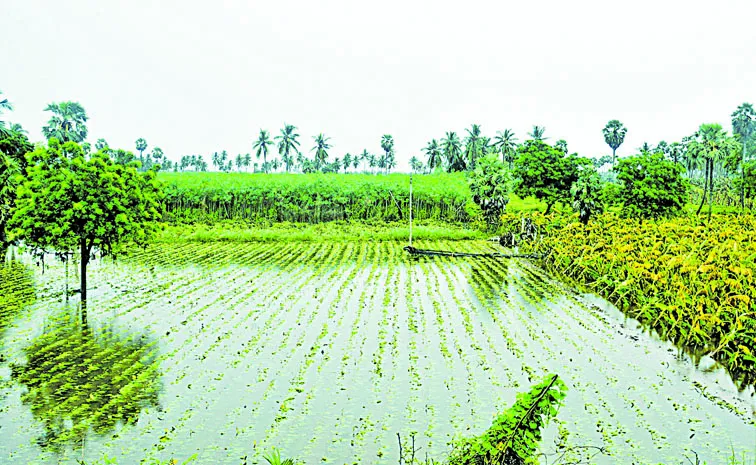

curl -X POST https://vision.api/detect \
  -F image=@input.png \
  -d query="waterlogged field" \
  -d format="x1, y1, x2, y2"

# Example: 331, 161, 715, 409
0, 241, 754, 465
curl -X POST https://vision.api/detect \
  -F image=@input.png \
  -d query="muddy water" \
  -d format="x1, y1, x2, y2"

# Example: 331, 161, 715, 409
0, 242, 753, 465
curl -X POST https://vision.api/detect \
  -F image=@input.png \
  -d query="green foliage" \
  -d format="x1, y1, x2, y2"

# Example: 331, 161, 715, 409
263, 448, 299, 465
447, 374, 567, 465
159, 172, 473, 224
468, 154, 510, 229
602, 119, 627, 165
513, 140, 588, 214
570, 167, 603, 224
42, 101, 88, 143
520, 212, 756, 388
0, 261, 35, 339
11, 139, 163, 256
615, 152, 688, 218
0, 129, 34, 252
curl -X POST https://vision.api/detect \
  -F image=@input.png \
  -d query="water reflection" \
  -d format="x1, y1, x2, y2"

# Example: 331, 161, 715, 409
0, 260, 36, 341
10, 312, 161, 453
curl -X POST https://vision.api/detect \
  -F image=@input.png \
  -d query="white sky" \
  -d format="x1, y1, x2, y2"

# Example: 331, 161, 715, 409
2, 0, 755, 171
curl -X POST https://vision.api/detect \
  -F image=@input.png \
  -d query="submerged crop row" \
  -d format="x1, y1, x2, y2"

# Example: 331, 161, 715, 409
0, 241, 754, 465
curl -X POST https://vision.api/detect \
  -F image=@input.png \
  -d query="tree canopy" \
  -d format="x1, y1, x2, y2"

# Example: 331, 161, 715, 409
513, 140, 588, 214
615, 152, 689, 218
10, 139, 163, 311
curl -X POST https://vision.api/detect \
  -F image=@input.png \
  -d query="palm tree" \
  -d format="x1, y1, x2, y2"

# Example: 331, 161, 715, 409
353, 153, 361, 172
360, 149, 370, 172
602, 120, 627, 167
253, 129, 274, 172
493, 129, 518, 169
555, 139, 568, 154
441, 131, 464, 172
7, 123, 26, 135
732, 102, 756, 209
42, 101, 88, 143
464, 123, 483, 170
409, 156, 423, 173
152, 147, 164, 166
380, 134, 394, 174
0, 91, 12, 137
423, 139, 443, 172
243, 153, 251, 172
638, 142, 653, 155
135, 138, 148, 167
311, 133, 332, 171
688, 123, 742, 220
528, 125, 547, 141
275, 124, 301, 172
95, 138, 109, 151
343, 153, 352, 173
668, 142, 684, 165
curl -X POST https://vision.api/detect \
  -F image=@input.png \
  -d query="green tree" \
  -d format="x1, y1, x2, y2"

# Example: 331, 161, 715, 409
423, 139, 443, 172
571, 167, 603, 225
513, 140, 587, 214
464, 123, 483, 170
151, 146, 164, 166
380, 134, 394, 174
468, 154, 510, 229
135, 138, 148, 167
527, 125, 547, 141
494, 129, 518, 169
343, 153, 352, 173
253, 129, 274, 172
275, 124, 301, 172
312, 133, 332, 171
353, 152, 361, 171
0, 90, 13, 137
10, 139, 162, 313
687, 123, 742, 221
668, 141, 684, 165
615, 152, 689, 218
95, 138, 109, 152
0, 130, 33, 254
42, 101, 88, 143
555, 139, 568, 154
442, 131, 464, 172
731, 102, 756, 210
409, 156, 423, 173
602, 119, 627, 167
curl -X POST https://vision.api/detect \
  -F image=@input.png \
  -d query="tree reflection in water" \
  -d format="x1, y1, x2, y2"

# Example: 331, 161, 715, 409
11, 312, 161, 454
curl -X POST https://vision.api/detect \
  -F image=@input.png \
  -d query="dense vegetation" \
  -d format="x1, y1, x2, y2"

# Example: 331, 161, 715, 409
510, 212, 756, 388
2, 90, 756, 464
158, 172, 474, 224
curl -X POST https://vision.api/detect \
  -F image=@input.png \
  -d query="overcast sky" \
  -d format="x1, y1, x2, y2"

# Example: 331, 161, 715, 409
2, 0, 755, 171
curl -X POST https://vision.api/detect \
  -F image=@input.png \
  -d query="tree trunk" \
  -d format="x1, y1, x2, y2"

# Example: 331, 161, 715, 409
741, 141, 747, 213
612, 148, 616, 167
80, 235, 89, 322
707, 160, 714, 223
696, 161, 708, 216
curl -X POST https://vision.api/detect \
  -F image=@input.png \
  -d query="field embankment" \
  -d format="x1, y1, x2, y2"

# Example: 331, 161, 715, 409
158, 172, 474, 224
516, 212, 756, 388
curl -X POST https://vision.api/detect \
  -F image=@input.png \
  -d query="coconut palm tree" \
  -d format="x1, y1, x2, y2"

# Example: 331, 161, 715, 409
441, 131, 464, 172
151, 147, 164, 166
732, 102, 756, 209
353, 152, 361, 172
528, 125, 547, 141
688, 123, 742, 220
275, 124, 301, 172
343, 153, 352, 173
493, 129, 518, 169
464, 123, 483, 170
602, 120, 627, 167
311, 133, 332, 171
7, 123, 26, 135
423, 139, 443, 172
253, 129, 274, 172
42, 101, 88, 143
